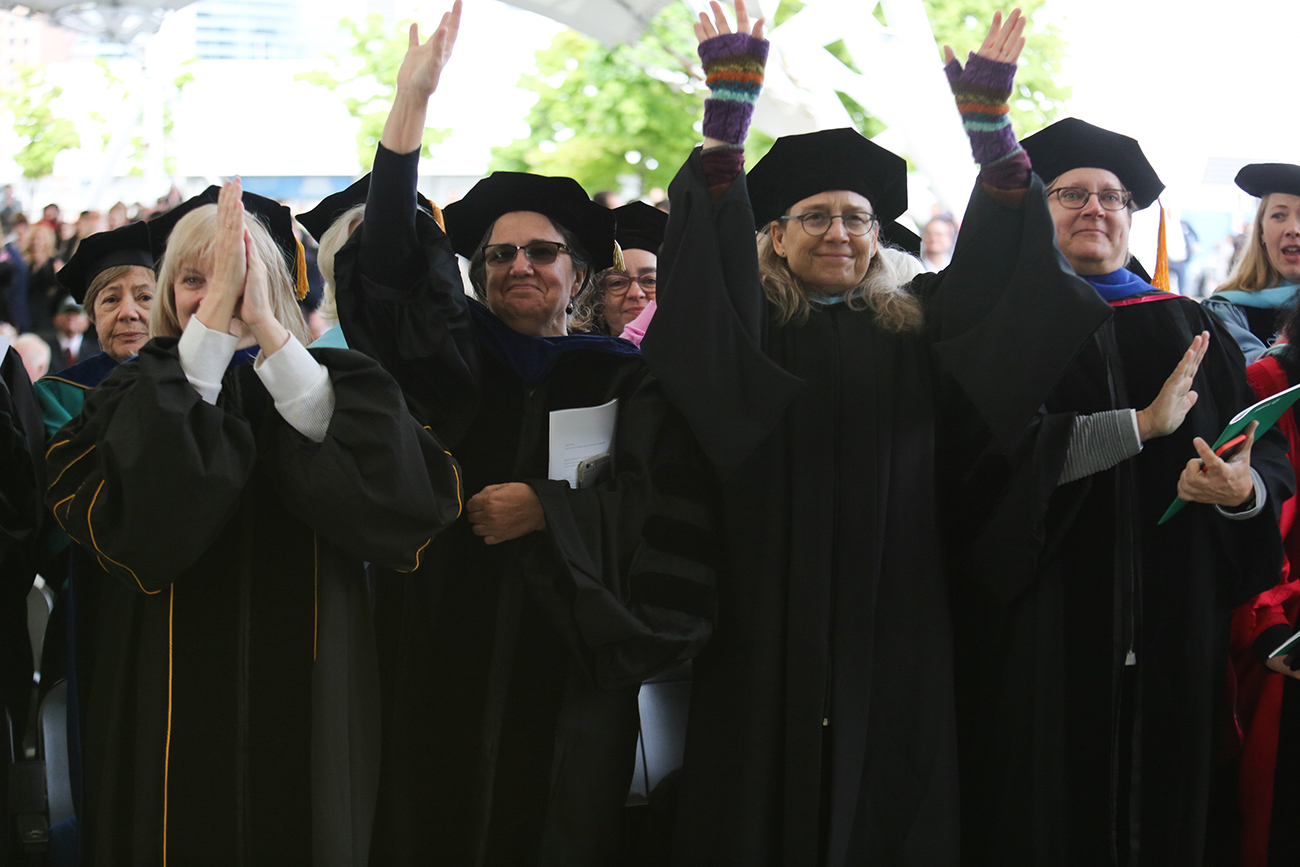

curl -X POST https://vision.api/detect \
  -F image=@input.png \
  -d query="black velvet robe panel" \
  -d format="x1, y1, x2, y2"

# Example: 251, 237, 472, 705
640, 150, 1110, 867
952, 293, 1292, 866
44, 340, 462, 867
332, 168, 720, 867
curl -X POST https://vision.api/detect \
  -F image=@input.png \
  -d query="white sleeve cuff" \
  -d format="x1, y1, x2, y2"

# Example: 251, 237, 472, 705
254, 335, 335, 443
1216, 467, 1267, 521
178, 316, 240, 405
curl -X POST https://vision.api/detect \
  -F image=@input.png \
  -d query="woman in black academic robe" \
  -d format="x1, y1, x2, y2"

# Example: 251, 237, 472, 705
310, 10, 720, 865
949, 119, 1293, 867
45, 181, 462, 867
639, 7, 1109, 866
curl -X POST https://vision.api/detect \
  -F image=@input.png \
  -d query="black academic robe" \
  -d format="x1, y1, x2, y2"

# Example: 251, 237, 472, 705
950, 290, 1292, 866
44, 339, 462, 867
640, 150, 1110, 867
332, 166, 720, 867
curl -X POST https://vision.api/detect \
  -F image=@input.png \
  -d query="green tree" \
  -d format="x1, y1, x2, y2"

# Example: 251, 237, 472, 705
490, 3, 704, 193
297, 14, 450, 172
89, 57, 197, 177
494, 0, 1069, 192
0, 66, 81, 181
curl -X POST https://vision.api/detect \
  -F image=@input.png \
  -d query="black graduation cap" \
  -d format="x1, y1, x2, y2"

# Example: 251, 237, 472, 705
442, 172, 616, 271
148, 185, 308, 298
748, 128, 909, 229
880, 222, 922, 256
1019, 118, 1164, 211
296, 174, 437, 243
613, 201, 668, 254
1235, 163, 1300, 199
56, 220, 153, 303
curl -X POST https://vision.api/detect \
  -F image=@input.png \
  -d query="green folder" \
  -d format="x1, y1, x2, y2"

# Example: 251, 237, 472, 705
1158, 381, 1300, 524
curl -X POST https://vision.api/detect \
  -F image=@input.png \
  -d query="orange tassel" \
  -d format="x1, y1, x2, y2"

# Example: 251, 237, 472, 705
1152, 201, 1171, 291
294, 239, 309, 301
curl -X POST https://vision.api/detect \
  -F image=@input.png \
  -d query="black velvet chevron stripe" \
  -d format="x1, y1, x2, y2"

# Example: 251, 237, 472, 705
651, 462, 715, 504
643, 514, 719, 569
630, 571, 717, 620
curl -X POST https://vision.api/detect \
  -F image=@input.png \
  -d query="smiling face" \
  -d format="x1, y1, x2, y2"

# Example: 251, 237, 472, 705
483, 211, 585, 337
1047, 167, 1132, 276
601, 247, 656, 335
1261, 193, 1300, 284
171, 257, 215, 333
769, 190, 878, 294
91, 265, 154, 362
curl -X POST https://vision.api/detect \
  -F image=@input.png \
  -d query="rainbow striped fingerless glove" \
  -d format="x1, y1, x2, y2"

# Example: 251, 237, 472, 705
945, 52, 1021, 166
698, 32, 768, 145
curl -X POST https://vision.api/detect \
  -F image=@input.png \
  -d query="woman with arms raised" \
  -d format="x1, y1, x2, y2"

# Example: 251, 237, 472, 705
316, 7, 720, 864
642, 4, 1112, 864
45, 180, 462, 866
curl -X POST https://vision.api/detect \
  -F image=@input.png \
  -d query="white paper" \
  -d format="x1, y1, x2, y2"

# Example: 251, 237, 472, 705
549, 398, 618, 488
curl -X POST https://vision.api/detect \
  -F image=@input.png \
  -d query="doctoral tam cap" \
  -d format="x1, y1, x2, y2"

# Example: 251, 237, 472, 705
56, 221, 153, 304
442, 172, 616, 271
748, 128, 909, 229
297, 174, 438, 242
1235, 163, 1300, 199
1020, 118, 1164, 210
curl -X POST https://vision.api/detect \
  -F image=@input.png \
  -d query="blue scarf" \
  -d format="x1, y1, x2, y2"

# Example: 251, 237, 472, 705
1083, 268, 1155, 302
1211, 283, 1300, 309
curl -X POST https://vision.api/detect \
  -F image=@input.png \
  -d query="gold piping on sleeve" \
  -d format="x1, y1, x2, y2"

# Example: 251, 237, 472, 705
51, 493, 76, 530
87, 480, 160, 595
396, 537, 433, 574
49, 444, 95, 489
163, 586, 173, 867
45, 439, 70, 460
446, 451, 463, 518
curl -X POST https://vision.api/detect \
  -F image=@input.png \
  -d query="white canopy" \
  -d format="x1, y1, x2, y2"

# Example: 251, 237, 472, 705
0, 0, 194, 43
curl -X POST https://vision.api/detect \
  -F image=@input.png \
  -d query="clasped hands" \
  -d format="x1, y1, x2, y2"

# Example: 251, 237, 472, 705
196, 178, 290, 357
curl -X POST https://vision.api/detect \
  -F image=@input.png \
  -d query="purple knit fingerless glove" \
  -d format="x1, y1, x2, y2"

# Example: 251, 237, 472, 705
699, 32, 769, 145
945, 52, 1030, 187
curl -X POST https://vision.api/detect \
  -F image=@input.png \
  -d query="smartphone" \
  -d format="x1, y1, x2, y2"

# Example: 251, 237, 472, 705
1214, 434, 1249, 462
575, 453, 611, 489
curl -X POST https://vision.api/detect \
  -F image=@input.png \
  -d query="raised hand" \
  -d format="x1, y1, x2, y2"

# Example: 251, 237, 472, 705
198, 179, 250, 337
1137, 331, 1210, 441
238, 227, 291, 357
943, 8, 1026, 68
397, 0, 462, 100
694, 0, 764, 43
383, 0, 462, 154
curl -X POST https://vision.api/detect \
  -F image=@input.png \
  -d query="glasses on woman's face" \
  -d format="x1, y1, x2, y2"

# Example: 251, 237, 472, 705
483, 241, 573, 268
1047, 187, 1133, 211
599, 271, 657, 296
780, 212, 878, 237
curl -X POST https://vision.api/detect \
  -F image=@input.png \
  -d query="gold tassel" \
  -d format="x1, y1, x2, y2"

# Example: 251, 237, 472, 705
294, 238, 309, 301
430, 202, 446, 233
612, 240, 626, 273
1152, 201, 1171, 291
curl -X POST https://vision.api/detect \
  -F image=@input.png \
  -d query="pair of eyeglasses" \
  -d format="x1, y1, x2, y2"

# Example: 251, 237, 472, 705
1047, 187, 1133, 211
599, 272, 657, 296
779, 212, 879, 237
483, 241, 573, 267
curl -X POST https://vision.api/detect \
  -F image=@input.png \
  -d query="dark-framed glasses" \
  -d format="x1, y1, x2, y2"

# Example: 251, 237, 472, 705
483, 241, 573, 268
599, 271, 657, 296
1047, 187, 1133, 211
779, 212, 879, 237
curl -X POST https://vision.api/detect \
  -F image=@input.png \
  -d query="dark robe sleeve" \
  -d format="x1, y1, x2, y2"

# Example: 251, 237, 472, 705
45, 340, 257, 594
334, 146, 482, 447
268, 346, 464, 572
921, 174, 1114, 450
519, 375, 719, 689
641, 147, 803, 474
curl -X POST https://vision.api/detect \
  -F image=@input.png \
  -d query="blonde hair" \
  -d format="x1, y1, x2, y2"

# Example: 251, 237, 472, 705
153, 204, 312, 345
757, 229, 925, 332
1215, 195, 1290, 295
84, 264, 155, 316
314, 203, 366, 325
21, 223, 56, 268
